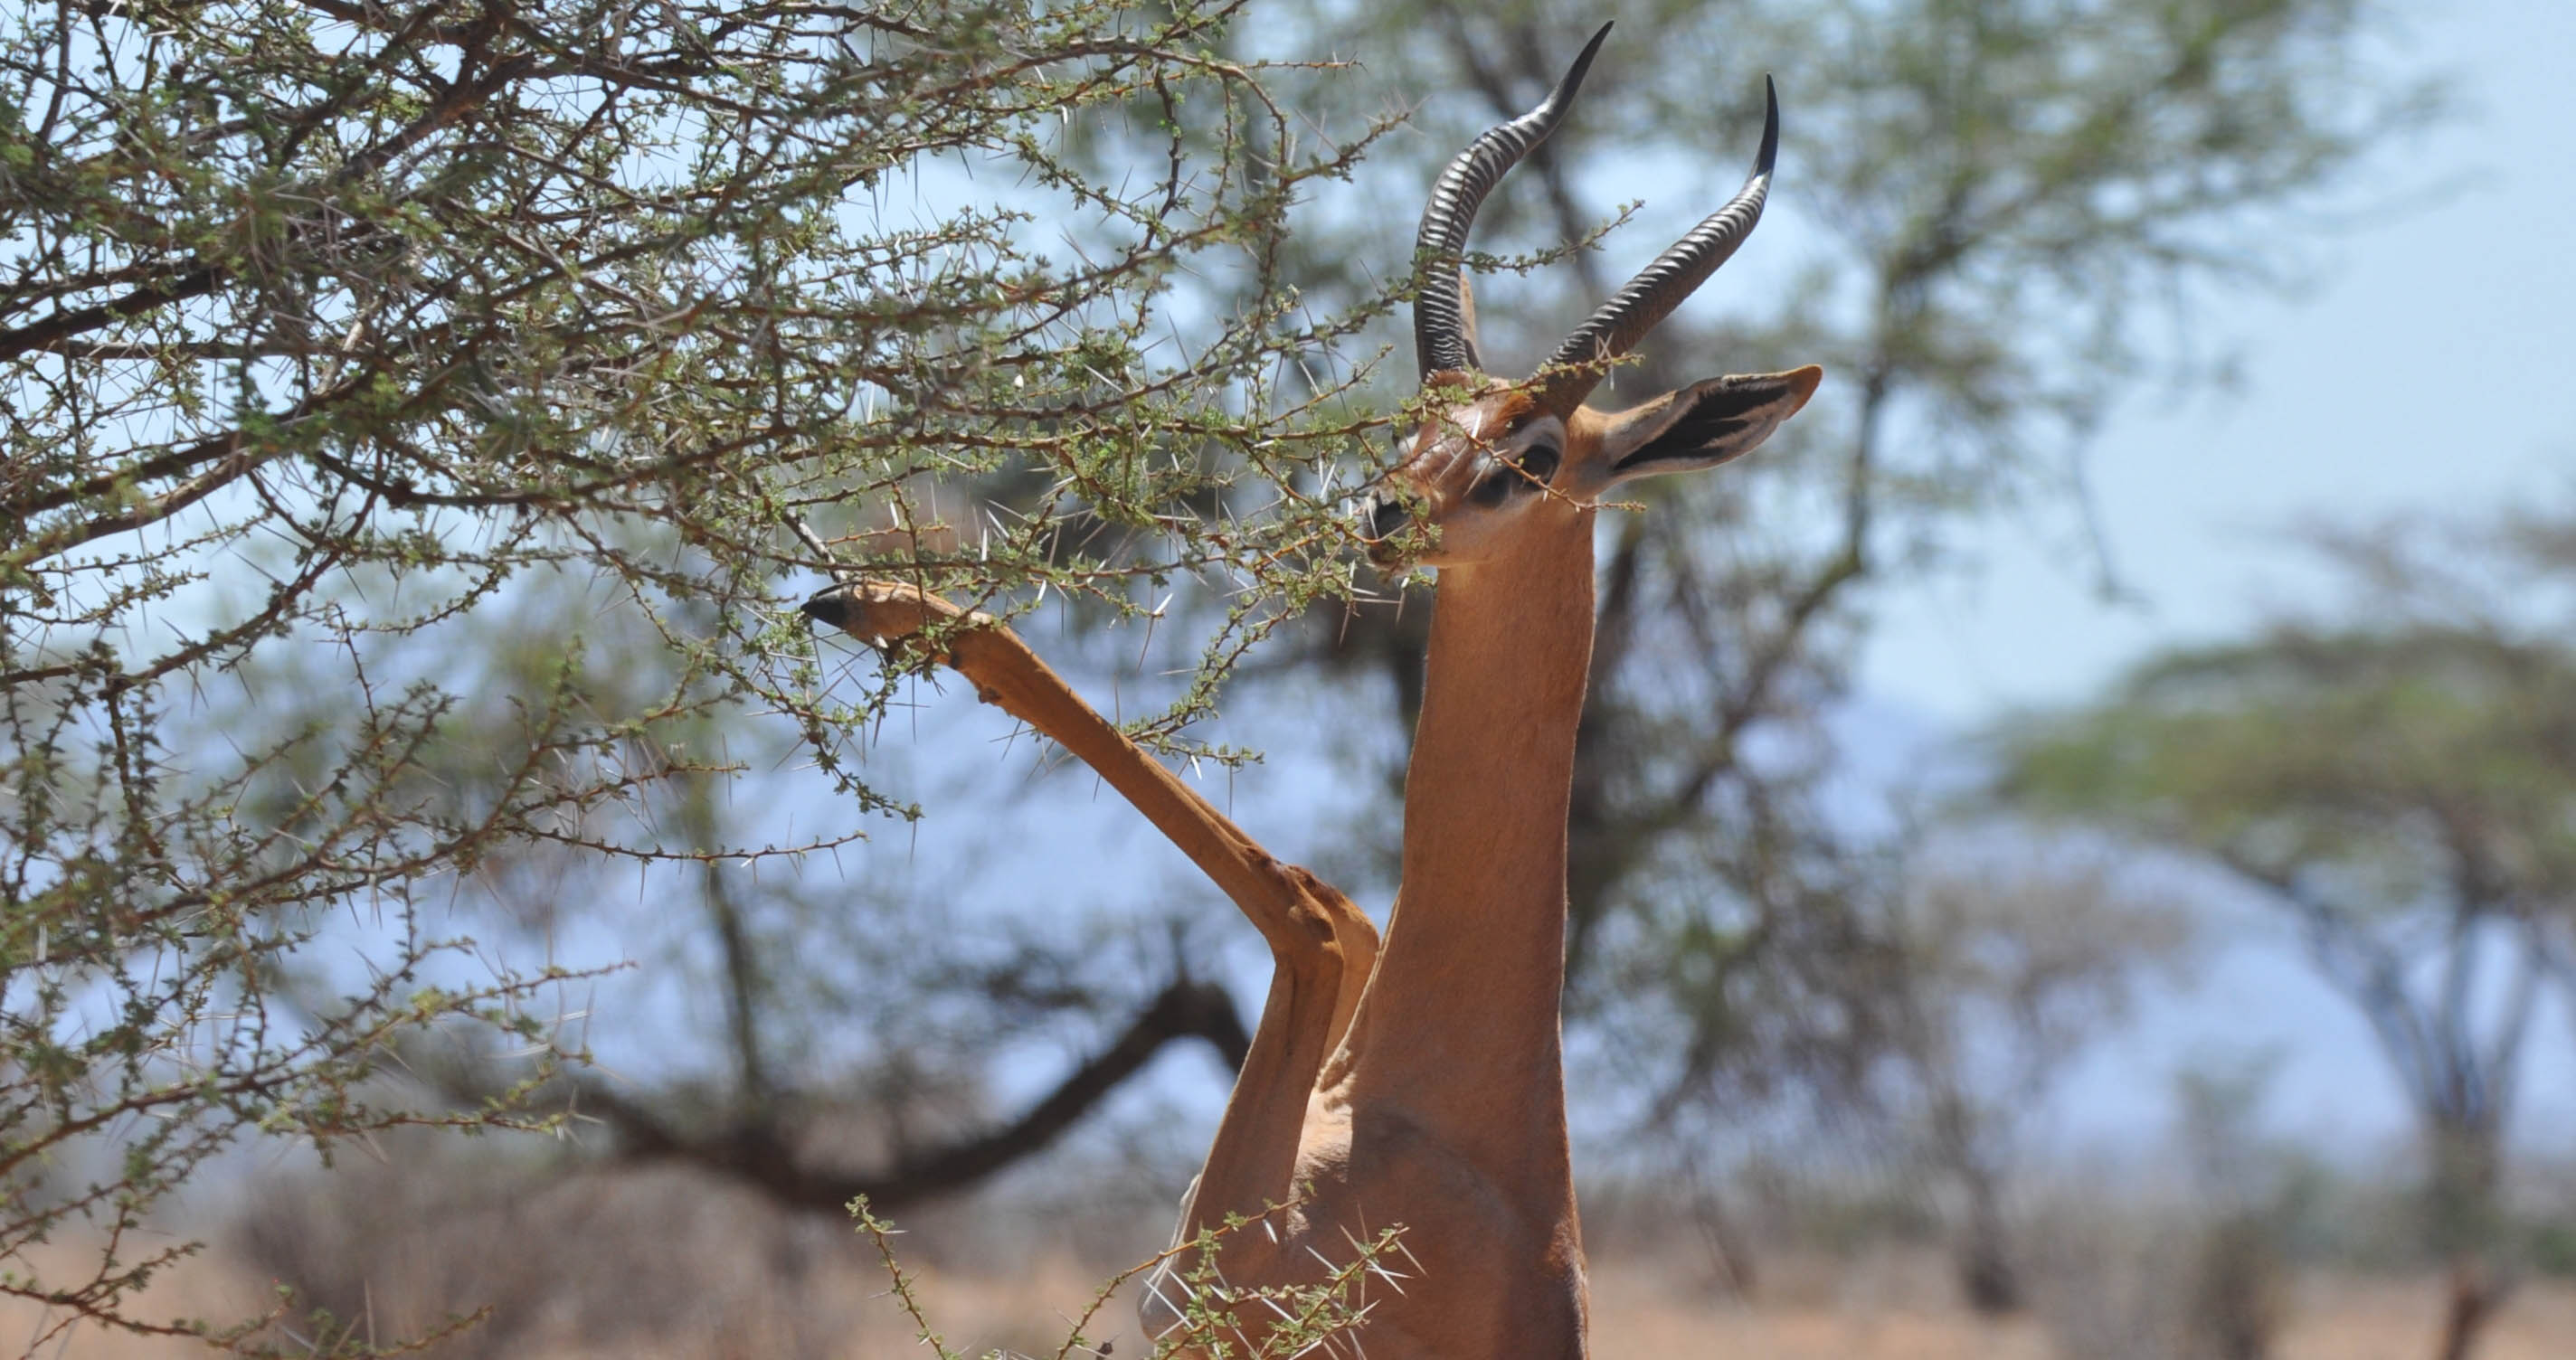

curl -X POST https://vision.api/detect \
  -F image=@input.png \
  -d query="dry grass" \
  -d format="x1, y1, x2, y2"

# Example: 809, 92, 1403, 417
10, 1226, 2576, 1360
1584, 1253, 2576, 1360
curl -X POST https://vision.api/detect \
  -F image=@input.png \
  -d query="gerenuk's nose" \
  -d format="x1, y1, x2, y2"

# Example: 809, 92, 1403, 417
1363, 494, 1410, 540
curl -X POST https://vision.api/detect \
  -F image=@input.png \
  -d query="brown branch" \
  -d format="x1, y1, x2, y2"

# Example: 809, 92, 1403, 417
0, 268, 218, 364
580, 976, 1248, 1214
1654, 358, 1889, 823
829, 977, 1249, 1210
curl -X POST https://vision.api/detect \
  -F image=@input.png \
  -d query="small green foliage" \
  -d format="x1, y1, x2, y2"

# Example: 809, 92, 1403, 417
1984, 505, 2576, 1325
1992, 628, 2576, 901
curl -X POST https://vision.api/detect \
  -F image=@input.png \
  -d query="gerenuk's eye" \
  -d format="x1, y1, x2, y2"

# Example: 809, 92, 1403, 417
1518, 445, 1561, 485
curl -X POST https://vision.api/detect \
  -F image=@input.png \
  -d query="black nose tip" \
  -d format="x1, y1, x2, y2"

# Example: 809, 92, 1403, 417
1365, 495, 1410, 539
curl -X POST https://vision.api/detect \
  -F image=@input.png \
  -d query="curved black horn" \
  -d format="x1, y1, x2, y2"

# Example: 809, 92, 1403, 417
1539, 76, 1779, 413
1413, 22, 1612, 382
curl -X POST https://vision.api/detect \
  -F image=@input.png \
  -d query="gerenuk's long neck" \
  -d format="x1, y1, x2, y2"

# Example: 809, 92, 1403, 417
1337, 501, 1597, 1181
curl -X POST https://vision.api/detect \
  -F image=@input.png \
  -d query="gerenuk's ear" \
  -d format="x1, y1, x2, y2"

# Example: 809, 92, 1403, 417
1597, 365, 1823, 485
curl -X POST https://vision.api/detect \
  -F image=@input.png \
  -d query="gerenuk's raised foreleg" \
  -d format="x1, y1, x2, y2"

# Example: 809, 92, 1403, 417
803, 581, 1376, 1274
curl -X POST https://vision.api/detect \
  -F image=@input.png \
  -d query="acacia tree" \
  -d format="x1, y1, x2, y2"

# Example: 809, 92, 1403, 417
0, 0, 1397, 1346
1870, 855, 2187, 1314
1991, 507, 2576, 1360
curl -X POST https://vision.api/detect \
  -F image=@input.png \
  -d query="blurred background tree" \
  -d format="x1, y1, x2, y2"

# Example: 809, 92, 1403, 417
1992, 503, 2576, 1360
1867, 852, 2191, 1314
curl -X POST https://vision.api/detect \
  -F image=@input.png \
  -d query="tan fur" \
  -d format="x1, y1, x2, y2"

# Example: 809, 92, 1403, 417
811, 100, 1823, 1346
1147, 364, 1819, 1353
812, 354, 1818, 1355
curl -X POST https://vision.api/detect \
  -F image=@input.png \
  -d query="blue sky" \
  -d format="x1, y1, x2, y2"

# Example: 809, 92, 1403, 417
1861, 0, 2576, 723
